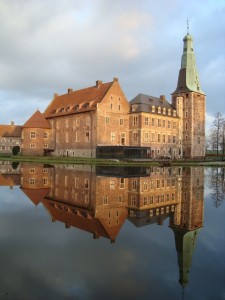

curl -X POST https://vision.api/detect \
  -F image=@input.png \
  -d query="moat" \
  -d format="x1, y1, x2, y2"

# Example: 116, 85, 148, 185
0, 162, 224, 300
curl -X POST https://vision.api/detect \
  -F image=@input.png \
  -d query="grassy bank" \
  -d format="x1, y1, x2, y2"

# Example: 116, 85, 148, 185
0, 154, 225, 167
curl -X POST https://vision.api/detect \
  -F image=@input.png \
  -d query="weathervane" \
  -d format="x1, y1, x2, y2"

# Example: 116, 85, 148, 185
187, 18, 189, 34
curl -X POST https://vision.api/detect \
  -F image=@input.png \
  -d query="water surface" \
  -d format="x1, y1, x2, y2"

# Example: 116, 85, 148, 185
0, 162, 224, 300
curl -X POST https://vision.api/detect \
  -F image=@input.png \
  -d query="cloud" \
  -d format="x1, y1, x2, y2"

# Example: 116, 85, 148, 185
0, 0, 224, 129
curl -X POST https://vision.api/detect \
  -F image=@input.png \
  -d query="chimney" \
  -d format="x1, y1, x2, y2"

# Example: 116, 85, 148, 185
54, 93, 58, 98
160, 95, 166, 102
96, 80, 102, 88
68, 88, 73, 94
11, 121, 14, 126
113, 77, 118, 82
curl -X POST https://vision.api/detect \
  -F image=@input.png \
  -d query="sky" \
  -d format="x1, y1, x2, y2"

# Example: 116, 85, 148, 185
0, 0, 224, 130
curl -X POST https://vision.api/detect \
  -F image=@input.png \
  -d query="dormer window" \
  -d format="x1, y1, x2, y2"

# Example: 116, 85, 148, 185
163, 108, 166, 115
131, 104, 138, 112
59, 108, 64, 113
74, 105, 79, 111
173, 110, 176, 116
83, 103, 89, 109
152, 106, 155, 113
66, 106, 70, 112
168, 109, 171, 116
158, 107, 161, 114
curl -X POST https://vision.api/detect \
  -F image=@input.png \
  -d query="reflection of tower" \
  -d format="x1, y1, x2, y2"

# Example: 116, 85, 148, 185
170, 167, 204, 288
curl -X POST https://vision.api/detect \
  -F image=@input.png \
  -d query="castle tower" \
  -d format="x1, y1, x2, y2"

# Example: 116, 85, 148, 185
172, 28, 206, 158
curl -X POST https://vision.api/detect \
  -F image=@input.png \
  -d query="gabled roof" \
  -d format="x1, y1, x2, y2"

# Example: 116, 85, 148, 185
23, 110, 51, 129
0, 125, 22, 137
44, 80, 114, 119
21, 187, 50, 206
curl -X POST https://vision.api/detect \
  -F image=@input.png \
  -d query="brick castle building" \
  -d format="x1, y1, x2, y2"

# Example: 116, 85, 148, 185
0, 31, 206, 159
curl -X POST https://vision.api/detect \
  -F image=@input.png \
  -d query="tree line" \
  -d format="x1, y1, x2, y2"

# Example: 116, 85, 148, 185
206, 112, 225, 155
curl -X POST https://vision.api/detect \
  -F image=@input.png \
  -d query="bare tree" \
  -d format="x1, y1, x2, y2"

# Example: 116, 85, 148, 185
212, 112, 224, 156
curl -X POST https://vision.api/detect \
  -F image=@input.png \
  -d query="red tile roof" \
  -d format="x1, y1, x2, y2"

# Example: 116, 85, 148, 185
0, 125, 22, 137
21, 187, 50, 206
23, 110, 51, 129
44, 81, 113, 118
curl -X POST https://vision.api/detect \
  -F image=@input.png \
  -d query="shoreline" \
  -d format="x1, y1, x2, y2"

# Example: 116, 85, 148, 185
0, 155, 225, 167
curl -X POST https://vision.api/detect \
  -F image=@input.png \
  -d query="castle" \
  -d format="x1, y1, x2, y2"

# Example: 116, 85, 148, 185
0, 31, 206, 159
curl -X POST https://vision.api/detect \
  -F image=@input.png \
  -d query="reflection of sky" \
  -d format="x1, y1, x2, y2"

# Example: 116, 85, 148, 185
0, 170, 224, 300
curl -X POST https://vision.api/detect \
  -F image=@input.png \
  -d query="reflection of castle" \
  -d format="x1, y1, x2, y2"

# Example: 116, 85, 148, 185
0, 163, 204, 285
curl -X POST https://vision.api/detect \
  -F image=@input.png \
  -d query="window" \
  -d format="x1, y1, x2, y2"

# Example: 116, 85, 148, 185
85, 179, 89, 189
30, 168, 35, 173
158, 119, 161, 127
85, 131, 90, 142
105, 117, 110, 124
133, 132, 138, 143
151, 133, 155, 142
75, 177, 79, 188
86, 116, 90, 125
119, 118, 124, 126
29, 178, 35, 185
131, 196, 136, 206
30, 131, 36, 139
132, 179, 137, 190
30, 143, 36, 148
168, 121, 171, 128
150, 196, 154, 204
43, 178, 48, 185
76, 118, 80, 126
168, 135, 171, 143
158, 107, 161, 113
143, 180, 148, 190
198, 136, 201, 144
103, 196, 108, 205
157, 180, 160, 188
144, 197, 148, 205
133, 116, 138, 126
44, 144, 48, 149
120, 178, 125, 189
163, 134, 166, 143
150, 180, 154, 189
151, 118, 155, 126
152, 106, 155, 113
144, 132, 149, 142
44, 132, 48, 139
173, 136, 176, 143
111, 132, 116, 142
144, 117, 149, 126
163, 108, 166, 115
162, 120, 165, 127
110, 180, 115, 189
158, 134, 161, 143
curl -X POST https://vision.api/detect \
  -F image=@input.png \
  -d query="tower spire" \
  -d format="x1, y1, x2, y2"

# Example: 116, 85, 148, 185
172, 29, 204, 95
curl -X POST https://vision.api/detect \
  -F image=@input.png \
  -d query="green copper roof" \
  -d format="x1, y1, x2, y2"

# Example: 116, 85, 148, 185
173, 33, 204, 94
